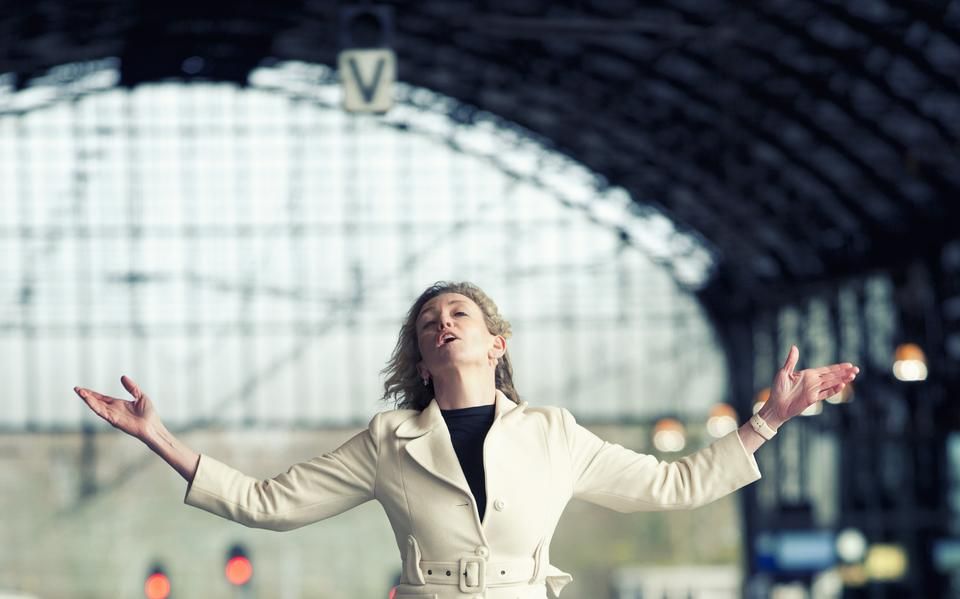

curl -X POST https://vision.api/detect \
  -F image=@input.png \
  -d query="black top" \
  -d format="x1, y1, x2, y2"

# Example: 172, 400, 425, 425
440, 403, 496, 521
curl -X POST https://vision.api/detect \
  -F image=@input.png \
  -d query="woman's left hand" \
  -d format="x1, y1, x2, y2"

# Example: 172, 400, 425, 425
763, 345, 860, 427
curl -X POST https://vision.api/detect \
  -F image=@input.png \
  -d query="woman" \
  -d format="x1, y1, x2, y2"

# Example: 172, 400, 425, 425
75, 281, 859, 598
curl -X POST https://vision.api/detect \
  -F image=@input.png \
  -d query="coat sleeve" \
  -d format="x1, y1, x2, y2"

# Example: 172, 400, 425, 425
559, 407, 761, 512
183, 413, 382, 531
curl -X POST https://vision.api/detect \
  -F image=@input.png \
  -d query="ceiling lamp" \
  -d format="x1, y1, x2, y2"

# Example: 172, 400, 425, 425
892, 343, 927, 381
652, 418, 686, 452
706, 403, 739, 438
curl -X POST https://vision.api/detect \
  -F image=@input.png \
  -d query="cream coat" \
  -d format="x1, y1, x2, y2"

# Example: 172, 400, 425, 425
184, 390, 761, 598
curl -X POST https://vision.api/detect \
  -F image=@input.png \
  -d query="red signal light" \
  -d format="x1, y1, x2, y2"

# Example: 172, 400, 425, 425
144, 572, 171, 599
225, 555, 253, 586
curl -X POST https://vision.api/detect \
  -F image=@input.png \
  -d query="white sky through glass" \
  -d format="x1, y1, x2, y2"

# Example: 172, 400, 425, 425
0, 60, 726, 431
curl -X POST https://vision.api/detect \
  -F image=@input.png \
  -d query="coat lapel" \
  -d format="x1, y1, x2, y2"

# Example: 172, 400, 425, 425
400, 399, 470, 495
396, 390, 525, 497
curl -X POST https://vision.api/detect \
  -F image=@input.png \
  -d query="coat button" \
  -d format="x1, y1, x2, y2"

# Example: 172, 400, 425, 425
475, 546, 489, 557
493, 498, 506, 511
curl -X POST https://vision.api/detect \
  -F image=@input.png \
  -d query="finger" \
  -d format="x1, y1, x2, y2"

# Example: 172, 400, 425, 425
74, 387, 95, 408
820, 381, 848, 395
783, 345, 799, 373
813, 377, 838, 391
818, 371, 856, 387
75, 387, 115, 404
818, 382, 845, 401
815, 365, 859, 379
75, 388, 112, 418
121, 375, 142, 399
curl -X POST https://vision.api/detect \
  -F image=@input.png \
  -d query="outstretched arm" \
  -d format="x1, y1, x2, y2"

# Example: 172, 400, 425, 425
181, 419, 380, 531
144, 421, 201, 482
75, 376, 200, 482
76, 376, 381, 531
561, 345, 859, 512
738, 345, 859, 454
562, 407, 762, 512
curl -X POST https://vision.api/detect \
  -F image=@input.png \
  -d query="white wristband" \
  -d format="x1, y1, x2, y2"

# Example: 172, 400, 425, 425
750, 413, 778, 440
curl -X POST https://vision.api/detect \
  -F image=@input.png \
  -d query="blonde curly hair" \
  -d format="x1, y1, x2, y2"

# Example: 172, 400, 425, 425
380, 281, 520, 411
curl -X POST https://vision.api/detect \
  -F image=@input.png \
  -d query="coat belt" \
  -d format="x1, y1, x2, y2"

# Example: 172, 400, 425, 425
418, 556, 536, 593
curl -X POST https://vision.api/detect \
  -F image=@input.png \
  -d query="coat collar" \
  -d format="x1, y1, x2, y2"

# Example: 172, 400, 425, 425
395, 389, 526, 510
395, 389, 525, 439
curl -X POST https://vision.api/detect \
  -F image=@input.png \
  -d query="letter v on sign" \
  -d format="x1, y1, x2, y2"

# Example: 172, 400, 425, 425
338, 49, 396, 113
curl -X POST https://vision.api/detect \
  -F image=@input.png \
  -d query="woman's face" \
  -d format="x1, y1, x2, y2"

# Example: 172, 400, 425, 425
415, 292, 505, 377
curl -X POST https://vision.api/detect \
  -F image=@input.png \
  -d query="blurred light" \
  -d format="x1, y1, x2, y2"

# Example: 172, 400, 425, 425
864, 544, 908, 581
653, 418, 686, 452
706, 403, 738, 438
838, 564, 867, 586
825, 382, 855, 404
226, 556, 253, 586
770, 583, 807, 599
181, 56, 205, 75
933, 538, 960, 572
895, 342, 926, 361
893, 343, 927, 381
144, 571, 171, 599
836, 528, 867, 563
753, 388, 770, 415
226, 544, 253, 586
800, 402, 823, 416
774, 530, 837, 572
812, 567, 843, 597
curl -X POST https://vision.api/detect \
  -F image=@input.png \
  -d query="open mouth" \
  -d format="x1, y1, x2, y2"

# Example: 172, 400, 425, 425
436, 332, 459, 347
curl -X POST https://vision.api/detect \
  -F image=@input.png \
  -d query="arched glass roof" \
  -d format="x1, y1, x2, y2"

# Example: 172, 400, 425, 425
0, 59, 726, 430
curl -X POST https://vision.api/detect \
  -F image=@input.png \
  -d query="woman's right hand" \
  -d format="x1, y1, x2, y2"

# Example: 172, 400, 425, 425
74, 375, 161, 440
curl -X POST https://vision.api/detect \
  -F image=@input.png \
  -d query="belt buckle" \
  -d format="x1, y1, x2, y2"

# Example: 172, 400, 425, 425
458, 556, 486, 593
